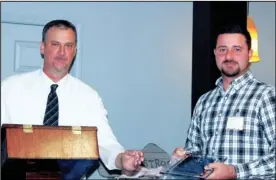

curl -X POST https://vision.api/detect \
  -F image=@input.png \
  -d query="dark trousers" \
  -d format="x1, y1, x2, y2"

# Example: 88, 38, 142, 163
1, 159, 98, 180
58, 160, 99, 180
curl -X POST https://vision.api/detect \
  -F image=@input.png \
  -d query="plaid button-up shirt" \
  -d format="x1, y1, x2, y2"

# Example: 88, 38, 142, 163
185, 71, 275, 179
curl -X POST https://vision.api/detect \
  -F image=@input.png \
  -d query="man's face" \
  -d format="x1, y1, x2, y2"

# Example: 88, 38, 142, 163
214, 33, 252, 78
40, 26, 77, 78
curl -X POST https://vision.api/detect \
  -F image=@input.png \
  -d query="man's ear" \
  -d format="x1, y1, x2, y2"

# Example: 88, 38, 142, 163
74, 48, 77, 56
40, 41, 45, 58
248, 49, 253, 61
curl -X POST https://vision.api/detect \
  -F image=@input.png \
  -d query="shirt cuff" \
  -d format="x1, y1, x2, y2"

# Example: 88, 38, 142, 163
233, 163, 249, 179
105, 150, 124, 170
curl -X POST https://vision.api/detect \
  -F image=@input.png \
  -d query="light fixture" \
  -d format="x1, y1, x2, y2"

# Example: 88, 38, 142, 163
247, 16, 260, 63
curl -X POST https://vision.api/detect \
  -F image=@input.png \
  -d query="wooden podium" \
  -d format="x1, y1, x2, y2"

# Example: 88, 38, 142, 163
1, 124, 99, 180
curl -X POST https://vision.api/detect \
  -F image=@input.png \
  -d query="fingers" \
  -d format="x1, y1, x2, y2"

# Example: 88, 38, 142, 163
204, 162, 219, 170
128, 150, 144, 161
176, 148, 185, 156
206, 172, 215, 179
201, 168, 214, 179
204, 163, 221, 179
126, 150, 143, 157
173, 147, 186, 158
137, 151, 144, 158
124, 150, 144, 166
173, 147, 183, 155
134, 151, 144, 165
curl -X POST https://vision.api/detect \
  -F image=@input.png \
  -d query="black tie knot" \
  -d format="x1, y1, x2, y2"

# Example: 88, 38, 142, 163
51, 84, 58, 92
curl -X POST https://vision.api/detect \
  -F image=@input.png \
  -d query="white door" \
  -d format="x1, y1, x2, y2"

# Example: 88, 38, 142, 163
1, 22, 44, 80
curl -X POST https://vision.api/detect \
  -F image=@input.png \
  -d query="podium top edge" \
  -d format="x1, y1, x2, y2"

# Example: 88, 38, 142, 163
1, 124, 98, 131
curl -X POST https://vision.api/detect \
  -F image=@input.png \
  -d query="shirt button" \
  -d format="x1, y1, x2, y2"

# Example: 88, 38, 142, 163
224, 97, 228, 100
215, 131, 218, 135
212, 149, 215, 154
219, 113, 222, 117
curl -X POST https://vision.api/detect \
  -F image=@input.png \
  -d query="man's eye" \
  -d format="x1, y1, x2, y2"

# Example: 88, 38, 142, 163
234, 48, 242, 52
52, 43, 59, 46
66, 44, 73, 48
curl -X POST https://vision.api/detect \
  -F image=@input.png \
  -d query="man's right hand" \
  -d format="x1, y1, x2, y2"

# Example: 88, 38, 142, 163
172, 147, 188, 159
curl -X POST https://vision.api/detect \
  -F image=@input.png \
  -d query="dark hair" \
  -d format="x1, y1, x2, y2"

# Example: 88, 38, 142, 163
214, 24, 251, 50
42, 19, 77, 43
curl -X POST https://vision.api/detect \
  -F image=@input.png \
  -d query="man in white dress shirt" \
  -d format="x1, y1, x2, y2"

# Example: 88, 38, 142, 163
1, 19, 143, 179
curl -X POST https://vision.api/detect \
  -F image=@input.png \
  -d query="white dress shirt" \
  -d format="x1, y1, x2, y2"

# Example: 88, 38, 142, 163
1, 69, 125, 170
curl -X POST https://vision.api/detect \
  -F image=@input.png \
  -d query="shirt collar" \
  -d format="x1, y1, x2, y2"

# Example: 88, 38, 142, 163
39, 69, 69, 89
215, 70, 254, 91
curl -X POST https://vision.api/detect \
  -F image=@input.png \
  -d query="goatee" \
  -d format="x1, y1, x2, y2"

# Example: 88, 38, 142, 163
221, 60, 240, 77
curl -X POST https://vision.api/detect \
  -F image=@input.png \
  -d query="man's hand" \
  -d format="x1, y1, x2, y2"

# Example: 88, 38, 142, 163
172, 147, 189, 159
204, 162, 236, 179
116, 150, 144, 175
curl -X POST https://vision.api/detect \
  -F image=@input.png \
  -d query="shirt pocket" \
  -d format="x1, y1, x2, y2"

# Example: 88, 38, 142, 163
224, 108, 264, 145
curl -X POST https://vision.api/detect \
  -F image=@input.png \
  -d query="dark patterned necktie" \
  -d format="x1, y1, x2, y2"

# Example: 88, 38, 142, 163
43, 84, 59, 126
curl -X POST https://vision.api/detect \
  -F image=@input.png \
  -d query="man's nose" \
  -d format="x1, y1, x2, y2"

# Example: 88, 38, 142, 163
225, 50, 233, 59
58, 45, 65, 55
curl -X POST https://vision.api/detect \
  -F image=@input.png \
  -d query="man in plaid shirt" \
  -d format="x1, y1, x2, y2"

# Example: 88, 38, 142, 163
173, 24, 275, 179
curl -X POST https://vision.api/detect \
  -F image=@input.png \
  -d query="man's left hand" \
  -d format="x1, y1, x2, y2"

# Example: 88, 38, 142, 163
204, 162, 236, 179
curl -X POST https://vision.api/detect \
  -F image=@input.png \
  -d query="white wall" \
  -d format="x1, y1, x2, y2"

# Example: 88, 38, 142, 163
249, 2, 275, 87
1, 2, 193, 178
